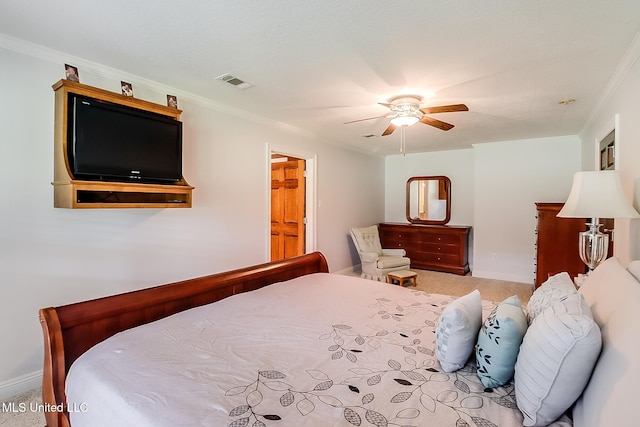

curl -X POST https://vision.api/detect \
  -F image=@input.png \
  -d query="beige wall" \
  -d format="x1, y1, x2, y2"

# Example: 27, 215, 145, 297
385, 149, 475, 227
471, 136, 581, 282
580, 34, 640, 265
384, 137, 581, 284
0, 42, 385, 398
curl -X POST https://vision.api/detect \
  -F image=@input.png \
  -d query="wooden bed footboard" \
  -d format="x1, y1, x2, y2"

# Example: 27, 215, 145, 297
38, 252, 329, 427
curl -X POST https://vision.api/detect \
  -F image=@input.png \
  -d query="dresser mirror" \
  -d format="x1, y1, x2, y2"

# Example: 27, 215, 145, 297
406, 176, 451, 225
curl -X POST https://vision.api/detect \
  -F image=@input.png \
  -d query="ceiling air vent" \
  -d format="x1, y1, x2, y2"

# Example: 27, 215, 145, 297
215, 73, 254, 90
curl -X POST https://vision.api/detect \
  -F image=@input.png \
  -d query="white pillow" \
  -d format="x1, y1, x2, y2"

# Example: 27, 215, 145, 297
436, 289, 482, 372
526, 272, 576, 324
514, 292, 601, 427
580, 256, 638, 326
476, 295, 528, 388
573, 257, 640, 427
626, 259, 640, 282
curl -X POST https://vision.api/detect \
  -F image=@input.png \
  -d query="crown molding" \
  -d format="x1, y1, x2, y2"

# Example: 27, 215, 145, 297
581, 31, 640, 135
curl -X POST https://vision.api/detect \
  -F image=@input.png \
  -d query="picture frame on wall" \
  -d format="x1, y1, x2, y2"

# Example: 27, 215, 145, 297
121, 81, 134, 97
64, 64, 79, 82
167, 95, 178, 108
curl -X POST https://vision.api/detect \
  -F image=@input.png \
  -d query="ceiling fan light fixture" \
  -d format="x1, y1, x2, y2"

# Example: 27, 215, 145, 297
390, 115, 420, 127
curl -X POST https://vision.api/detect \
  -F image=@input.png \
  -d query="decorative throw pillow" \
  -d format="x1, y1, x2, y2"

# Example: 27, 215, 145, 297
514, 292, 601, 427
476, 295, 528, 388
627, 259, 640, 282
436, 289, 482, 372
526, 272, 576, 324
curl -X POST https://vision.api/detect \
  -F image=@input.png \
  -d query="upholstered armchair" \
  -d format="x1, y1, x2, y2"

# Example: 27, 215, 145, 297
350, 225, 411, 282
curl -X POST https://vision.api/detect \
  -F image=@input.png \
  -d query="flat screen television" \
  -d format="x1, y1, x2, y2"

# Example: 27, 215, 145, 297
67, 93, 183, 184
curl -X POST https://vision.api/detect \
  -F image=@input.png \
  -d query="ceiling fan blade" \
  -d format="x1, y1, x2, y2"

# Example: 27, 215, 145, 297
419, 104, 469, 114
381, 124, 397, 136
377, 102, 394, 109
344, 114, 388, 125
419, 116, 455, 131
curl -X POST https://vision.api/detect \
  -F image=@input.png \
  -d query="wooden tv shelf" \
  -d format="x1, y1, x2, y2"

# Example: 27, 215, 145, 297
52, 180, 193, 209
51, 79, 193, 209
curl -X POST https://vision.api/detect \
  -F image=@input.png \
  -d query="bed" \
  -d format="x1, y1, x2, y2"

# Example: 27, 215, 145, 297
39, 252, 640, 427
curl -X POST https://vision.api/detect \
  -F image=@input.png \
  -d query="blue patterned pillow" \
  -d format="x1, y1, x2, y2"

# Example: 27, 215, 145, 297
476, 295, 528, 388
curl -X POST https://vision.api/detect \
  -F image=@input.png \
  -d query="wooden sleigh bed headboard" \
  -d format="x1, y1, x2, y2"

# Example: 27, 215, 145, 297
38, 252, 329, 427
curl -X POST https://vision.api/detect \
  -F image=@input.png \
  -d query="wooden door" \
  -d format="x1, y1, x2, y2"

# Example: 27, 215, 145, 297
271, 155, 305, 261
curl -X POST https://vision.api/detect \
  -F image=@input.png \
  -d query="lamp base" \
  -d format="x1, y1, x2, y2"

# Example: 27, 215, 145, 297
579, 219, 609, 274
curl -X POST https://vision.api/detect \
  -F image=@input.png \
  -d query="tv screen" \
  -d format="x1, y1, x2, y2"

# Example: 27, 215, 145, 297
68, 93, 183, 184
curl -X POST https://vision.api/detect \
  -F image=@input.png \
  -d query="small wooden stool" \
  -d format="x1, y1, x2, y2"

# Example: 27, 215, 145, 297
387, 270, 418, 287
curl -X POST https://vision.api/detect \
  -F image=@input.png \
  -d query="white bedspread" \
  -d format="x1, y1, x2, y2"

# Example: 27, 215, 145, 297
66, 273, 570, 426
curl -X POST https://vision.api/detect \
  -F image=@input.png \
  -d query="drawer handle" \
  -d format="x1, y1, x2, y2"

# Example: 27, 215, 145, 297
437, 237, 442, 241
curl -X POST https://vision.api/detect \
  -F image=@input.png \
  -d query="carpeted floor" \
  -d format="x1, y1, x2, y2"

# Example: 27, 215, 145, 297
0, 387, 44, 427
410, 268, 534, 304
1, 269, 532, 427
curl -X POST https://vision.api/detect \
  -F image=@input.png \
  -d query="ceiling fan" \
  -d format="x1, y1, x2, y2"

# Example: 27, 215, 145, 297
344, 95, 469, 137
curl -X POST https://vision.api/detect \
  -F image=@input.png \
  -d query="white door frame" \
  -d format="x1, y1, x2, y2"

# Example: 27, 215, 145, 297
265, 143, 317, 259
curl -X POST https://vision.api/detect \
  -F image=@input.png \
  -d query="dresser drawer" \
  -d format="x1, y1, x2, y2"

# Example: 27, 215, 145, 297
420, 242, 460, 255
415, 251, 460, 266
380, 236, 405, 248
379, 230, 410, 242
418, 233, 460, 245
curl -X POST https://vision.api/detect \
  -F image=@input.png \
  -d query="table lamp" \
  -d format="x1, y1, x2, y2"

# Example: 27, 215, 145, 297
557, 171, 640, 273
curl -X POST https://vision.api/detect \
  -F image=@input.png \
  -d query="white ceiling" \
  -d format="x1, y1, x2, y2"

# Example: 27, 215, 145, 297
2, 0, 640, 156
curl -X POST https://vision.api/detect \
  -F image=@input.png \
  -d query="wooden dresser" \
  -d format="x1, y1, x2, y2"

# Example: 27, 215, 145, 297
378, 223, 471, 275
534, 203, 586, 287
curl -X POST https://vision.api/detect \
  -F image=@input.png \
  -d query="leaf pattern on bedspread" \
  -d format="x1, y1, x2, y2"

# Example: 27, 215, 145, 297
226, 292, 520, 426
321, 315, 437, 362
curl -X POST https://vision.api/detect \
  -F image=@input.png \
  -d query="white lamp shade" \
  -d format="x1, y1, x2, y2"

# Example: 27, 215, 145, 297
557, 171, 640, 219
390, 115, 419, 127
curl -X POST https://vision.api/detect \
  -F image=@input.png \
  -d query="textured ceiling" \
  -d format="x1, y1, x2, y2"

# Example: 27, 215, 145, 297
1, 0, 640, 155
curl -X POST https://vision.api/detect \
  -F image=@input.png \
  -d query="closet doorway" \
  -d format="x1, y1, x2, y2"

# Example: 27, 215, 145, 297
270, 154, 306, 261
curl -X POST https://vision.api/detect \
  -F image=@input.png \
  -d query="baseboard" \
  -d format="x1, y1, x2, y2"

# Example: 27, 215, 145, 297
334, 265, 359, 276
0, 370, 42, 400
